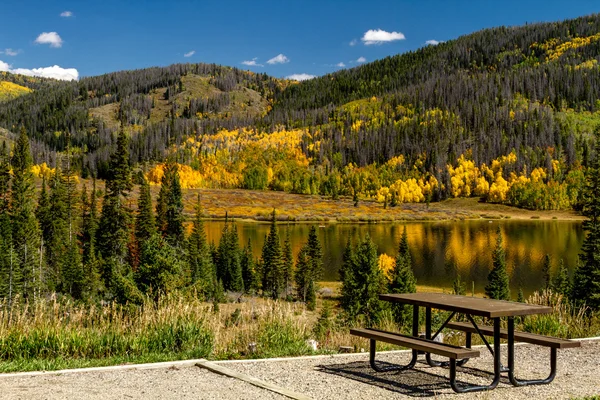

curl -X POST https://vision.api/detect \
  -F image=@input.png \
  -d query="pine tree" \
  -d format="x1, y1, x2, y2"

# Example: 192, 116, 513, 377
261, 210, 283, 299
164, 159, 185, 244
188, 195, 214, 293
10, 127, 42, 299
0, 142, 12, 299
485, 227, 511, 300
155, 177, 168, 235
294, 245, 311, 302
517, 286, 525, 303
282, 228, 293, 298
389, 227, 416, 325
135, 233, 185, 300
36, 178, 51, 243
216, 216, 243, 292
350, 235, 386, 324
542, 254, 552, 291
135, 176, 156, 243
306, 226, 323, 284
79, 181, 101, 297
339, 239, 357, 313
572, 128, 600, 310
227, 223, 244, 292
294, 226, 323, 305
552, 259, 571, 297
453, 273, 466, 295
46, 165, 70, 293
240, 239, 257, 294
96, 129, 135, 297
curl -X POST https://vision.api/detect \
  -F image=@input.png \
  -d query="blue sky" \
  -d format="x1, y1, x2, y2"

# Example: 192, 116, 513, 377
1, 0, 599, 81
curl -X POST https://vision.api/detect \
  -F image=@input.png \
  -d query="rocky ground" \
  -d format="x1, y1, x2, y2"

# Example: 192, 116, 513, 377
0, 339, 597, 399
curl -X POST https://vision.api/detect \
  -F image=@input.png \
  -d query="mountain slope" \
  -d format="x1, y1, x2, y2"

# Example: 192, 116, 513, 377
0, 14, 598, 209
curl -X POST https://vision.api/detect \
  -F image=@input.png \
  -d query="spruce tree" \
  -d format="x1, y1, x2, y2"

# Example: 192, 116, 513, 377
389, 227, 416, 325
306, 226, 323, 285
227, 223, 244, 292
282, 228, 293, 298
216, 216, 243, 292
47, 166, 69, 292
96, 129, 135, 298
572, 128, 600, 310
351, 235, 386, 324
79, 181, 102, 297
294, 245, 311, 302
485, 227, 511, 300
453, 274, 466, 295
339, 239, 357, 313
261, 210, 283, 299
155, 175, 168, 235
135, 176, 156, 243
240, 239, 257, 294
552, 259, 571, 297
135, 233, 185, 300
10, 127, 42, 299
36, 178, 51, 243
164, 159, 184, 244
517, 286, 525, 303
542, 254, 552, 291
188, 195, 214, 293
0, 143, 12, 299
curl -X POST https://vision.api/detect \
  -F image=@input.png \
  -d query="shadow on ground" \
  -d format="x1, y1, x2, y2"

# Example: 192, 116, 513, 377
316, 359, 511, 397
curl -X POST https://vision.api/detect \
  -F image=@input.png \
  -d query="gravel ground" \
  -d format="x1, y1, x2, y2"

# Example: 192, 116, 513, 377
0, 340, 597, 399
220, 339, 600, 399
0, 365, 286, 400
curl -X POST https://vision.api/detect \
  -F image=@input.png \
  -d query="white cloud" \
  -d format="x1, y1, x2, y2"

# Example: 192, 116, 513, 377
0, 60, 78, 81
336, 62, 346, 68
286, 73, 315, 81
349, 39, 357, 46
35, 32, 63, 48
356, 56, 367, 63
184, 50, 195, 57
60, 11, 73, 17
241, 57, 263, 67
1, 48, 20, 56
267, 54, 289, 64
426, 40, 441, 45
361, 29, 405, 45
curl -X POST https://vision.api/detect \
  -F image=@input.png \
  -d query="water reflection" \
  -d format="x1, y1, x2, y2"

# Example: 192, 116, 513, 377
203, 220, 584, 299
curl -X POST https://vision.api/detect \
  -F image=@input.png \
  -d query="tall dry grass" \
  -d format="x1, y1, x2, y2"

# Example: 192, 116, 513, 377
0, 290, 598, 372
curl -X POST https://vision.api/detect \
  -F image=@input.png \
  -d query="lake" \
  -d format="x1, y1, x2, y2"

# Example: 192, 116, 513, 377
203, 220, 584, 298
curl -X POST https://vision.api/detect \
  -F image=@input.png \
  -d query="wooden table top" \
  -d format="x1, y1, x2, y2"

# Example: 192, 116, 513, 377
379, 293, 553, 318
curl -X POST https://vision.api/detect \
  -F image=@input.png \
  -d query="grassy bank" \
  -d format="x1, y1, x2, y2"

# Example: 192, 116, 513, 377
66, 180, 585, 223
0, 290, 598, 373
169, 187, 585, 223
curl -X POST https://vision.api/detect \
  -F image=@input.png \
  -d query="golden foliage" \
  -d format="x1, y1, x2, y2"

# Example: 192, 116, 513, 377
378, 253, 395, 282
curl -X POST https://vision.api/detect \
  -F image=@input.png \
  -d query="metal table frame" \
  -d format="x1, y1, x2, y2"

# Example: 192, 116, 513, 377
373, 293, 555, 393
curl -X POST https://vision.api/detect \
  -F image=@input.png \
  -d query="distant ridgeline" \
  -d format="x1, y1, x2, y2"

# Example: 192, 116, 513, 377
2, 14, 600, 210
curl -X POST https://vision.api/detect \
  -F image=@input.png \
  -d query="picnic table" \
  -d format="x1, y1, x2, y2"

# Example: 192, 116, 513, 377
351, 293, 581, 393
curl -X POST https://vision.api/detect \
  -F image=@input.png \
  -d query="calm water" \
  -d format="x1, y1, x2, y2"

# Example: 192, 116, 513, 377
203, 220, 584, 298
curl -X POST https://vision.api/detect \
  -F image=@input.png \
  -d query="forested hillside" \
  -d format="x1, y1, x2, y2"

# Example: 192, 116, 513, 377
1, 14, 600, 210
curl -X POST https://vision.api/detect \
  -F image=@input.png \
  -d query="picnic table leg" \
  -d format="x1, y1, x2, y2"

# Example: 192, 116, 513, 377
507, 317, 557, 386
424, 309, 470, 367
369, 304, 418, 372
450, 317, 501, 393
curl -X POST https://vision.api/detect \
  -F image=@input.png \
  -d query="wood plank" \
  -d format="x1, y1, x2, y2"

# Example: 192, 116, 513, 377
380, 293, 552, 318
350, 328, 480, 359
196, 361, 313, 400
445, 322, 581, 349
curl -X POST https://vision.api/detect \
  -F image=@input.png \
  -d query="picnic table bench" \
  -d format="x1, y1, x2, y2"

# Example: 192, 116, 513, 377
351, 293, 580, 393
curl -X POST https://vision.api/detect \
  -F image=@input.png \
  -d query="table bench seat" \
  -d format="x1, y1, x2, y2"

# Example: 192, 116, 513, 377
445, 322, 581, 349
350, 327, 480, 359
